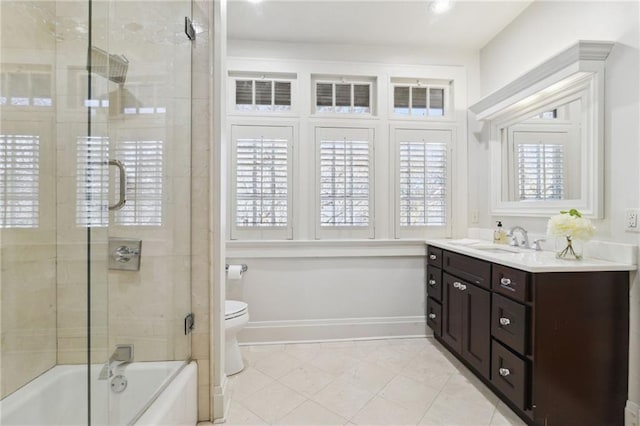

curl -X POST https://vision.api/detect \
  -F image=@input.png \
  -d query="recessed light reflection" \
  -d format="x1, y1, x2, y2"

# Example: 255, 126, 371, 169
248, 0, 263, 4
429, 0, 454, 14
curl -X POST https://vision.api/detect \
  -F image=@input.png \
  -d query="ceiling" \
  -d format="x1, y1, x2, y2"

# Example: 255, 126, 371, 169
227, 0, 533, 50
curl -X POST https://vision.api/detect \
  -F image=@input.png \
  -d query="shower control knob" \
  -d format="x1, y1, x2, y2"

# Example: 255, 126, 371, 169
114, 246, 140, 263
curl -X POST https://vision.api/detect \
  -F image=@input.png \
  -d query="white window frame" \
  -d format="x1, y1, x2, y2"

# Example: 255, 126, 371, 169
314, 126, 375, 239
392, 125, 453, 239
311, 75, 376, 117
389, 78, 452, 120
228, 71, 298, 116
229, 124, 295, 240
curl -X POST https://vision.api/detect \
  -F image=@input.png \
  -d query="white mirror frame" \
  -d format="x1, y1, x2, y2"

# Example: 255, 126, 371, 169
470, 41, 613, 218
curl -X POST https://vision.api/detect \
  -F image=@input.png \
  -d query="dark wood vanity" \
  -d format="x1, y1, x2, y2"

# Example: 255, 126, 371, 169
426, 244, 630, 426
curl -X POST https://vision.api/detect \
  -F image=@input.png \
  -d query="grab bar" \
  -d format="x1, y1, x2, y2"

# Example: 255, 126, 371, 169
108, 159, 127, 211
225, 264, 248, 273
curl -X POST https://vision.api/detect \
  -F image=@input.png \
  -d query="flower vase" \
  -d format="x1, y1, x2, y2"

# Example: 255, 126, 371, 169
555, 236, 583, 260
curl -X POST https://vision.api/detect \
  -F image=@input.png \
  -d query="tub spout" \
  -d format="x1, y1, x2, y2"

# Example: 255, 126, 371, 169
98, 344, 134, 380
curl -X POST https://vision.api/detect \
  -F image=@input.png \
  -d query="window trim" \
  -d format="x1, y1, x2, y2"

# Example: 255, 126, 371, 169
314, 126, 375, 240
229, 123, 295, 240
391, 124, 453, 239
389, 78, 452, 121
227, 72, 298, 116
311, 76, 376, 117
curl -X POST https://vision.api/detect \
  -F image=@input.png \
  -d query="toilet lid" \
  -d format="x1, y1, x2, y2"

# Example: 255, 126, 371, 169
225, 300, 248, 320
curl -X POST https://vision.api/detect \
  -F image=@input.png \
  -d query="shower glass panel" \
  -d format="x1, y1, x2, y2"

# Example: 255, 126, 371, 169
0, 0, 192, 424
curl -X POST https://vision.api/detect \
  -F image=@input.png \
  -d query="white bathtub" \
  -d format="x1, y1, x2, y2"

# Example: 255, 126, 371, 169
0, 360, 197, 426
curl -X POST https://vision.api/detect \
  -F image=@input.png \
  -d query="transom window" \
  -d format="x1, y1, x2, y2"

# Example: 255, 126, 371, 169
313, 76, 374, 115
230, 72, 296, 113
391, 78, 450, 118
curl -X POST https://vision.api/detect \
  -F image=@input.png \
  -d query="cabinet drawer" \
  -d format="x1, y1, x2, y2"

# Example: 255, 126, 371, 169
491, 340, 529, 411
492, 294, 528, 355
443, 251, 491, 290
426, 266, 442, 302
492, 265, 530, 303
427, 246, 443, 268
426, 297, 442, 337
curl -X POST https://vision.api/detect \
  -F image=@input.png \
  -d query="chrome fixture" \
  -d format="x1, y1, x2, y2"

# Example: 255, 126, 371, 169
108, 238, 142, 271
225, 264, 248, 273
507, 226, 546, 251
508, 226, 530, 249
108, 159, 127, 211
99, 344, 134, 380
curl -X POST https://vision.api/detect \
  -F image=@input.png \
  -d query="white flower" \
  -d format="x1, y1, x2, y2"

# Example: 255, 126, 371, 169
547, 213, 596, 241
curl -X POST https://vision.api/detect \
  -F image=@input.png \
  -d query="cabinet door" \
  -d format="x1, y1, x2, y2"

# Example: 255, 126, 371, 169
442, 273, 463, 353
461, 282, 491, 379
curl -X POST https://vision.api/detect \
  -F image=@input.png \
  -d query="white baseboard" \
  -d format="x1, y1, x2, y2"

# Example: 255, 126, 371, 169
238, 316, 429, 344
212, 376, 228, 424
626, 400, 640, 426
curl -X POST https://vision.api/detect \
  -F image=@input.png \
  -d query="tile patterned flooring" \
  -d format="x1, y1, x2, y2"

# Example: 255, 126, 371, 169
221, 338, 526, 425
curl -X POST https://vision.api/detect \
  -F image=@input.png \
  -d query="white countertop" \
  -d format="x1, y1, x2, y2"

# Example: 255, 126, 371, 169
426, 239, 637, 273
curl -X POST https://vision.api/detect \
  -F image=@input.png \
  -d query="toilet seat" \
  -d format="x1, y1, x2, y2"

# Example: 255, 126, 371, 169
225, 300, 248, 320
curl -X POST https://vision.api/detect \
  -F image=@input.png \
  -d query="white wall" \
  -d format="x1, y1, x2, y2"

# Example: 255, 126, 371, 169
473, 0, 640, 411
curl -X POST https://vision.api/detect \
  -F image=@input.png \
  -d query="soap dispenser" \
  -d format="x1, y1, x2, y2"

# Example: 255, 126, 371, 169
494, 221, 507, 244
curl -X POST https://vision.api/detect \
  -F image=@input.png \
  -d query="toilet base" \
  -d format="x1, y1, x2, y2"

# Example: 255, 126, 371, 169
225, 334, 245, 376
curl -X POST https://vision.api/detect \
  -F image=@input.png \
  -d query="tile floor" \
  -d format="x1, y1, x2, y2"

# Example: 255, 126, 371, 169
218, 337, 526, 425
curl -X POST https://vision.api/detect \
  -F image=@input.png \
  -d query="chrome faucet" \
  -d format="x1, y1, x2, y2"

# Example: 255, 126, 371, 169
508, 226, 530, 248
99, 344, 134, 380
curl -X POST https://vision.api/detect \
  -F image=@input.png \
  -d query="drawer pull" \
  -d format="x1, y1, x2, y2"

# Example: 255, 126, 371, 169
429, 254, 437, 260
499, 317, 511, 326
428, 279, 436, 286
428, 313, 437, 319
499, 367, 511, 377
500, 277, 512, 286
458, 284, 467, 291
453, 281, 461, 289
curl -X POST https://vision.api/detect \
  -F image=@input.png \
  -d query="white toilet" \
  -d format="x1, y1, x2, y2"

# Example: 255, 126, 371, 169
225, 300, 249, 376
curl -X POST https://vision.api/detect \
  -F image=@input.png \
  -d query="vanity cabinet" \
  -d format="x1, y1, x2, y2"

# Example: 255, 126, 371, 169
426, 245, 630, 426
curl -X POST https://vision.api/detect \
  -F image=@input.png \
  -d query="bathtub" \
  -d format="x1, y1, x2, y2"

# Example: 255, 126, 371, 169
0, 360, 197, 426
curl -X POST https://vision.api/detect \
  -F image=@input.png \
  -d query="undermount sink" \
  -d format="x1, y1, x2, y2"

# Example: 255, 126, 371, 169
469, 244, 522, 254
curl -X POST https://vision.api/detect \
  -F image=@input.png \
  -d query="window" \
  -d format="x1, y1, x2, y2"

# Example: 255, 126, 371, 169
232, 77, 293, 112
114, 139, 164, 226
230, 125, 293, 239
316, 127, 374, 238
0, 134, 40, 228
0, 65, 53, 108
516, 142, 565, 200
391, 78, 449, 118
313, 77, 373, 115
394, 128, 451, 238
76, 136, 109, 227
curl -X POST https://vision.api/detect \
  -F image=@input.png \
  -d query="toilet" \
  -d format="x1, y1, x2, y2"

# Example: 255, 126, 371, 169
224, 300, 249, 376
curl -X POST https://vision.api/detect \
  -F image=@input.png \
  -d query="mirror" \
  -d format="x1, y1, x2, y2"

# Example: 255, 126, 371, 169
502, 98, 582, 202
470, 41, 613, 218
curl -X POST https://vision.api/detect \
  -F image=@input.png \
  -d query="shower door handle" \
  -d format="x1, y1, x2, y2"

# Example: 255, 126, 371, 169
108, 159, 127, 211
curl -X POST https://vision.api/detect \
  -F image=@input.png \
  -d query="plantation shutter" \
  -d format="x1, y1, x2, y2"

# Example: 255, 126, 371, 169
395, 128, 451, 235
76, 136, 109, 227
114, 140, 164, 226
231, 125, 293, 239
317, 128, 372, 228
517, 143, 564, 200
0, 134, 40, 228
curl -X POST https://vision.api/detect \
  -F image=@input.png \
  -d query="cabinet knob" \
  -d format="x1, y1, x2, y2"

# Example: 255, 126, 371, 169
428, 279, 436, 286
459, 284, 467, 291
429, 254, 437, 260
453, 281, 461, 289
428, 313, 437, 319
499, 368, 511, 377
499, 317, 511, 326
500, 277, 512, 286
